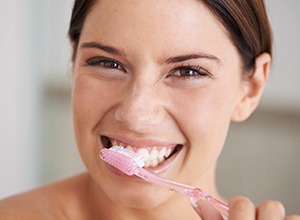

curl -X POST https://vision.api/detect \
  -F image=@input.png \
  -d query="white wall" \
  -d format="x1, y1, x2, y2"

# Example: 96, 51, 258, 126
0, 0, 299, 215
0, 0, 76, 198
0, 0, 39, 198
263, 0, 300, 111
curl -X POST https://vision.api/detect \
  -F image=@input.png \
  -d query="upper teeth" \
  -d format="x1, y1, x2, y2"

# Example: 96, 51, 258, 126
111, 139, 173, 168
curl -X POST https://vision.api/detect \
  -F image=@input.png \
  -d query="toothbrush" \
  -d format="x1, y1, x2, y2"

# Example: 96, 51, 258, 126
100, 146, 229, 220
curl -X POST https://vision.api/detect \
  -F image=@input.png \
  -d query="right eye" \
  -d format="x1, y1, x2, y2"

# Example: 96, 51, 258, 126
86, 57, 125, 71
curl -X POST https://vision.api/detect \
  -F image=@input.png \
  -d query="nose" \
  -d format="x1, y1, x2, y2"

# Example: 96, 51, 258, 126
114, 82, 165, 131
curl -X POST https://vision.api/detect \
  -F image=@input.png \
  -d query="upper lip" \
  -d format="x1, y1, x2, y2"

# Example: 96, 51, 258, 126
101, 134, 180, 148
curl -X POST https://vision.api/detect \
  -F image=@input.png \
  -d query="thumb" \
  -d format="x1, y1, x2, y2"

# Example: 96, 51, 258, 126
193, 200, 224, 220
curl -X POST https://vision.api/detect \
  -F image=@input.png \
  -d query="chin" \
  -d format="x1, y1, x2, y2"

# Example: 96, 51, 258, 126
105, 182, 175, 210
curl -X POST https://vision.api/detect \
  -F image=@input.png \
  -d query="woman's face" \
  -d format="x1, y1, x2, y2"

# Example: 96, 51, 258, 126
72, 0, 245, 209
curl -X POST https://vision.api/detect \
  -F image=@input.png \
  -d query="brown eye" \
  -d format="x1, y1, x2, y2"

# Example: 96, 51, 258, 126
86, 57, 124, 71
101, 61, 120, 69
171, 65, 209, 78
179, 68, 198, 76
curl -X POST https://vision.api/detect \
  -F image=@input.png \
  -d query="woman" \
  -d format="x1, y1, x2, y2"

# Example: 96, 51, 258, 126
0, 0, 299, 219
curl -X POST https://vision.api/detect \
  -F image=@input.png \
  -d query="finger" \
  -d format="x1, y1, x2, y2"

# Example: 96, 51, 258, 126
228, 196, 255, 220
257, 200, 285, 220
194, 200, 224, 220
285, 215, 300, 220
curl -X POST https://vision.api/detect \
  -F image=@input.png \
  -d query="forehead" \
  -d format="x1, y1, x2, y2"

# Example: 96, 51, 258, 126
79, 0, 237, 63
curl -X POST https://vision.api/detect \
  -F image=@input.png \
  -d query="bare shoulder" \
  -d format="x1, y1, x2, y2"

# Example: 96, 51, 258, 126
0, 191, 54, 220
0, 173, 89, 220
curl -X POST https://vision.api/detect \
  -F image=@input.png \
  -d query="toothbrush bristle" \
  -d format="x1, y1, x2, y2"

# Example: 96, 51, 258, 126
100, 146, 145, 176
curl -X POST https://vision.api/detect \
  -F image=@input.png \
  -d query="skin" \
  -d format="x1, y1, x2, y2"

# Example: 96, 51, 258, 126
0, 0, 299, 219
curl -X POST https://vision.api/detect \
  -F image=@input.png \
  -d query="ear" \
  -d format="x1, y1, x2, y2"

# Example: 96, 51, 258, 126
231, 53, 271, 122
70, 40, 76, 50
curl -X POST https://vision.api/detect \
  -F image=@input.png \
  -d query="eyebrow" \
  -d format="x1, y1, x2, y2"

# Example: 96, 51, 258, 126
80, 41, 221, 65
80, 41, 125, 56
163, 53, 221, 65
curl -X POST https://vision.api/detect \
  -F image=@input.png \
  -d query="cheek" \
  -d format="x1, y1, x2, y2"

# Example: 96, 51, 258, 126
72, 80, 98, 137
176, 87, 234, 138
172, 82, 241, 167
72, 74, 116, 125
71, 75, 117, 153
185, 96, 230, 159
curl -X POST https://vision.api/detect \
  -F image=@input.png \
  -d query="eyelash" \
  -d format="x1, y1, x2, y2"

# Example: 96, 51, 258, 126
86, 57, 210, 79
86, 57, 125, 71
170, 65, 210, 79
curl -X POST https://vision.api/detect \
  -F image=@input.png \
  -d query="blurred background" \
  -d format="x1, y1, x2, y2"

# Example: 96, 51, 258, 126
0, 0, 299, 215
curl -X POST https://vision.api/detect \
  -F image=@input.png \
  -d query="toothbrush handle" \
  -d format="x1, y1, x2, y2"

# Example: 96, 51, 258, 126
135, 167, 196, 194
135, 167, 229, 219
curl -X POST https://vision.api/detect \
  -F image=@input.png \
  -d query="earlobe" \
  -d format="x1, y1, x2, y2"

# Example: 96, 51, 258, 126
231, 52, 271, 122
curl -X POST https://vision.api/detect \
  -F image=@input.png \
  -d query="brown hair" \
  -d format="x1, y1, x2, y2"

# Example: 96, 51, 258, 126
68, 0, 272, 71
68, 0, 96, 60
202, 0, 272, 71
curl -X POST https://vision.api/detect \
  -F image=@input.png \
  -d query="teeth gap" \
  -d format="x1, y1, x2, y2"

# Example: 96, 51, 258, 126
166, 144, 182, 159
108, 139, 112, 148
101, 136, 111, 148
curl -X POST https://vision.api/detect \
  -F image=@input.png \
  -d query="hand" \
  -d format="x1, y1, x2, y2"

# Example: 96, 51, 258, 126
195, 196, 300, 220
227, 196, 300, 220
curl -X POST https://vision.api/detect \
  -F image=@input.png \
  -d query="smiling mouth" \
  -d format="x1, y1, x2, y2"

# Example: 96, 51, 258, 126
101, 136, 183, 168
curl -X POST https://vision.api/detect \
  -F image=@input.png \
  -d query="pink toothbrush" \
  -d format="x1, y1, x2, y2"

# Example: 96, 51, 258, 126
100, 146, 229, 219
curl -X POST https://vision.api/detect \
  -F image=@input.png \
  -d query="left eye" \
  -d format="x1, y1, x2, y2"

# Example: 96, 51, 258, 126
171, 66, 209, 78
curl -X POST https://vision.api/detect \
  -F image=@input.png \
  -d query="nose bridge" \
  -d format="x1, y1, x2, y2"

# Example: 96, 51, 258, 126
115, 80, 164, 130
